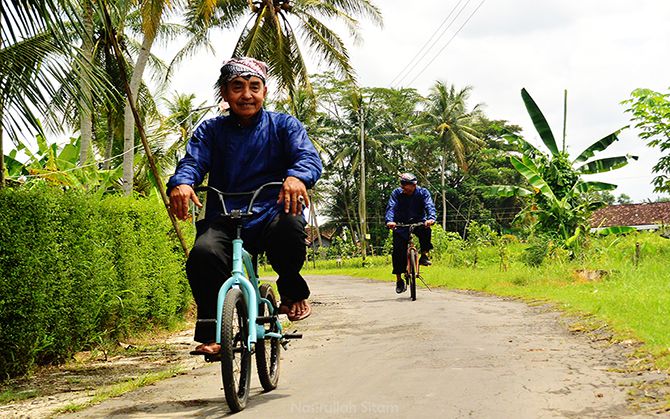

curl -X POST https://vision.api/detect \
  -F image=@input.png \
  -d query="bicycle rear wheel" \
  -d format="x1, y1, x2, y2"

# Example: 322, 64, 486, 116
256, 283, 281, 391
221, 289, 252, 412
409, 248, 418, 301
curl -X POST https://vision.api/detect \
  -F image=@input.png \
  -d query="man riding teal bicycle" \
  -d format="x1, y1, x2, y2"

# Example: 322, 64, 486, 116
385, 173, 436, 293
167, 57, 322, 355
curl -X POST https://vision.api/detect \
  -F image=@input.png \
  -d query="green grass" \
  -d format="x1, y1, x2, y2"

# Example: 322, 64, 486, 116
297, 232, 670, 370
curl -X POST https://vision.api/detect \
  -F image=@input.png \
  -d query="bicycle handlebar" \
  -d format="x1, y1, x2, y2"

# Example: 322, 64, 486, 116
194, 181, 283, 217
393, 222, 427, 228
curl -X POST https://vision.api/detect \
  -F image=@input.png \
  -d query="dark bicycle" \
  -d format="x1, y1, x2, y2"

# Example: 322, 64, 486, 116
394, 222, 431, 301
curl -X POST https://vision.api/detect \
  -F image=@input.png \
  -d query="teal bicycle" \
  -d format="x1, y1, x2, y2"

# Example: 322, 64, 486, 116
194, 182, 302, 412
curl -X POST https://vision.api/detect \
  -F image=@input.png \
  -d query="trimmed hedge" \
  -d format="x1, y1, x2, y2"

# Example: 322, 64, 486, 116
0, 185, 191, 380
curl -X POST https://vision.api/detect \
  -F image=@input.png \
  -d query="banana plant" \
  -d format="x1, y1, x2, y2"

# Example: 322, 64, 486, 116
6, 133, 123, 194
486, 88, 637, 243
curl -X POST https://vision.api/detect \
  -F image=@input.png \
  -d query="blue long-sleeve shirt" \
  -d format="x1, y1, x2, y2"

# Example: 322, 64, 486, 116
167, 109, 322, 240
385, 186, 437, 225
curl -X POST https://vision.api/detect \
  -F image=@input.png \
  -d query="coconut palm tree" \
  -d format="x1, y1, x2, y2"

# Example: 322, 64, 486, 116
421, 81, 484, 228
0, 0, 112, 187
188, 0, 383, 100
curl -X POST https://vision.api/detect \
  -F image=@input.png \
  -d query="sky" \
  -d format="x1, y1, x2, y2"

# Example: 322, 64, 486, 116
159, 0, 670, 203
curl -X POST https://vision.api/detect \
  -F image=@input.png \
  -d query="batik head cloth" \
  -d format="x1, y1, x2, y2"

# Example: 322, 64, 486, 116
219, 57, 268, 84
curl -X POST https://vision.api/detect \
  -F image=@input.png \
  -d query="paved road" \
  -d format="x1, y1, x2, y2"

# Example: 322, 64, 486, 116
63, 275, 651, 418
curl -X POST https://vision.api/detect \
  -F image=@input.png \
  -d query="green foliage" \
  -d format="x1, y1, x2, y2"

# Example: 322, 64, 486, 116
521, 235, 551, 267
0, 185, 190, 380
430, 225, 466, 266
466, 221, 496, 267
488, 89, 636, 246
623, 88, 670, 193
6, 134, 123, 193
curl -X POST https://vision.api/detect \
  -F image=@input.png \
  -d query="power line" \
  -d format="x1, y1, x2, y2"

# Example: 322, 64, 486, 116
389, 0, 469, 88
405, 0, 487, 87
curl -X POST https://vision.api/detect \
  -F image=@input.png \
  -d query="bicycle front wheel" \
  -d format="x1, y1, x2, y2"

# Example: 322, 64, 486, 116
256, 283, 281, 391
221, 288, 252, 412
409, 248, 418, 301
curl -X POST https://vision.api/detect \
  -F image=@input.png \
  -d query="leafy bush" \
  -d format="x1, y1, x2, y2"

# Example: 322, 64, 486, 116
431, 225, 466, 266
0, 185, 191, 380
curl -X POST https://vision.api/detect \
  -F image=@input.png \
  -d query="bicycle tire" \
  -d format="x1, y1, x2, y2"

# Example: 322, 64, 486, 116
256, 283, 281, 391
409, 248, 418, 301
221, 288, 252, 412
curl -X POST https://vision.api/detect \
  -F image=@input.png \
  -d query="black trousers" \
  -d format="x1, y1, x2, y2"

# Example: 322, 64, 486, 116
186, 212, 308, 343
391, 226, 433, 275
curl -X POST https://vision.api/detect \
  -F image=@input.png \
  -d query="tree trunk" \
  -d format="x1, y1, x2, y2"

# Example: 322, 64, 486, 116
441, 155, 446, 230
103, 47, 114, 170
122, 34, 155, 195
104, 104, 114, 169
78, 0, 94, 166
358, 106, 367, 262
0, 101, 4, 189
104, 9, 190, 256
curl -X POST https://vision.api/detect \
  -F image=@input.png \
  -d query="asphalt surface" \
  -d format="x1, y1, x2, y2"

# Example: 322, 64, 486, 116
62, 275, 655, 418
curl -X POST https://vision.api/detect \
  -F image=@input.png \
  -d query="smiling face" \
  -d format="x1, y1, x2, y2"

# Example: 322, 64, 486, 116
220, 76, 267, 123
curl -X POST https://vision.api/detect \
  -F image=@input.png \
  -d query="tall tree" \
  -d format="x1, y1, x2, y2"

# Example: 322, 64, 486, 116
120, 0, 170, 195
420, 81, 484, 229
190, 0, 383, 99
624, 88, 670, 194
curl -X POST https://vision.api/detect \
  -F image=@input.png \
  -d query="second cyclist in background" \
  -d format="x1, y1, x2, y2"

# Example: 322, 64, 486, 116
385, 173, 437, 294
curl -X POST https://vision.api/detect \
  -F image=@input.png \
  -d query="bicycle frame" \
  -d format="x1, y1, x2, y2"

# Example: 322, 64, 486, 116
406, 235, 420, 277
195, 183, 284, 351
214, 243, 283, 350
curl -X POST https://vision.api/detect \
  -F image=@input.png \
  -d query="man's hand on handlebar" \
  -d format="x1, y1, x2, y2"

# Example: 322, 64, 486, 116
169, 184, 203, 221
386, 221, 397, 230
278, 176, 309, 215
425, 219, 436, 227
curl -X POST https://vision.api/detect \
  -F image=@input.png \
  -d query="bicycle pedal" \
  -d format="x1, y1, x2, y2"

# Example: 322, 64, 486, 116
282, 333, 303, 339
256, 316, 275, 324
203, 353, 222, 363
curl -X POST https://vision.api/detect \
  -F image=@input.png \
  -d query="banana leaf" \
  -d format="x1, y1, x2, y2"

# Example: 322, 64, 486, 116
597, 226, 636, 235
521, 88, 559, 156
572, 127, 628, 164
573, 181, 618, 193
510, 155, 557, 201
576, 155, 636, 174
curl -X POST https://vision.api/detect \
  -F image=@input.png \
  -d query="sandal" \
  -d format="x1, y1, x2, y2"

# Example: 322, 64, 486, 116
189, 342, 221, 356
279, 298, 312, 321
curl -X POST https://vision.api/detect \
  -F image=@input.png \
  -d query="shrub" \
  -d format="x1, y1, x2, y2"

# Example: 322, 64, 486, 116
0, 185, 190, 380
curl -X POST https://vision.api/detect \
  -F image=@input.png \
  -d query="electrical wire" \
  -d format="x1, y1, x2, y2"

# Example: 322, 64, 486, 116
389, 0, 469, 88
405, 0, 487, 87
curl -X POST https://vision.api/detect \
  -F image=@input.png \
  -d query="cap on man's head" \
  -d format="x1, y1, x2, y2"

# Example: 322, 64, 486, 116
219, 57, 268, 84
400, 173, 417, 185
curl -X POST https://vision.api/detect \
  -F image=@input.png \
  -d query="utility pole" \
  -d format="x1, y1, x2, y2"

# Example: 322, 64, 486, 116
562, 89, 567, 153
358, 103, 367, 262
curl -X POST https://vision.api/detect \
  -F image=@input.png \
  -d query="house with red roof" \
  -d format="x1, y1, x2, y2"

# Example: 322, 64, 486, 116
590, 202, 670, 231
